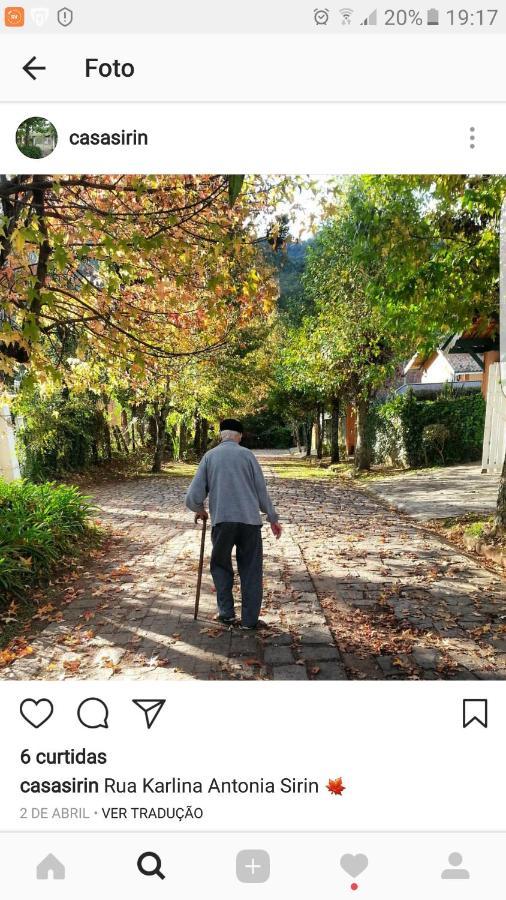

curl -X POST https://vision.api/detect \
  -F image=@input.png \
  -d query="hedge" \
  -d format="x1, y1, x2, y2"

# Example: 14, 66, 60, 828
14, 391, 110, 482
372, 389, 486, 468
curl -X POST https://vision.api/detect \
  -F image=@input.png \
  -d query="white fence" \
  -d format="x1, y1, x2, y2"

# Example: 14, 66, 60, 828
482, 363, 506, 474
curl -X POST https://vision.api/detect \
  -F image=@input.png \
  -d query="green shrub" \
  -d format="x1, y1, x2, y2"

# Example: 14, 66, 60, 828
18, 144, 43, 159
372, 390, 485, 467
0, 480, 94, 603
372, 395, 409, 466
15, 391, 110, 481
422, 423, 451, 464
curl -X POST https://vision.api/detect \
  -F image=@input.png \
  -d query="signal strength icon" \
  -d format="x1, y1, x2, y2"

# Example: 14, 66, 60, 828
361, 8, 378, 25
339, 7, 354, 24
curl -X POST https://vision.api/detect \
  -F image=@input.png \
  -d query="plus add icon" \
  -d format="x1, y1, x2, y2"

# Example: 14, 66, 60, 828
236, 849, 270, 884
246, 858, 262, 876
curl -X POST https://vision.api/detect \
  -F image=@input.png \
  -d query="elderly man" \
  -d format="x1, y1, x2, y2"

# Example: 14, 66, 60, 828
185, 418, 282, 629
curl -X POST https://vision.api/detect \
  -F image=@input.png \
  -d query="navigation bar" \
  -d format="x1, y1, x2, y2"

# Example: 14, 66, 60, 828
1, 35, 506, 102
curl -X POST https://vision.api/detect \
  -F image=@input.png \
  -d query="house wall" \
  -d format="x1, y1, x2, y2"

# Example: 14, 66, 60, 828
482, 350, 500, 399
420, 353, 453, 384
0, 405, 21, 482
405, 369, 423, 384
454, 372, 484, 382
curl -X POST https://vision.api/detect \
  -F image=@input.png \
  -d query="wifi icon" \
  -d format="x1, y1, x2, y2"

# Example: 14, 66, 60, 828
339, 7, 354, 24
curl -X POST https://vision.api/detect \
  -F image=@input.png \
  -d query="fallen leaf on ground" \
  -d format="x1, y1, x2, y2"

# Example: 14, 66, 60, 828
63, 659, 81, 673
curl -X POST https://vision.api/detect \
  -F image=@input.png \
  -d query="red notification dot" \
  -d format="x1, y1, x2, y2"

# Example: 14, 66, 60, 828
351, 884, 359, 891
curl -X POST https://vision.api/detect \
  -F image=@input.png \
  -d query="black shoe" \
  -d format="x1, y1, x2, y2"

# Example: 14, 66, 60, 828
240, 619, 268, 631
215, 614, 237, 625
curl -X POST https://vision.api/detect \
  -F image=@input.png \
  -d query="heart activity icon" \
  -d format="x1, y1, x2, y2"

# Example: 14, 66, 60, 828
340, 854, 369, 891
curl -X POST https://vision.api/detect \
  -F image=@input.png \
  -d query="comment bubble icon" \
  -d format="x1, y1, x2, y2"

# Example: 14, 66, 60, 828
77, 697, 109, 729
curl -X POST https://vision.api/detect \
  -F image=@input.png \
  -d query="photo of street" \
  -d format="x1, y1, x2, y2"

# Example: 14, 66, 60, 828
1, 173, 505, 680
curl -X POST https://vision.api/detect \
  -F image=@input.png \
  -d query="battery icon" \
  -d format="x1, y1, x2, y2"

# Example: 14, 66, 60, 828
427, 8, 440, 25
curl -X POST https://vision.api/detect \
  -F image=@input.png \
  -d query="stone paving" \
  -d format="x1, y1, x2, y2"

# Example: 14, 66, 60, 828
367, 463, 500, 521
2, 455, 506, 680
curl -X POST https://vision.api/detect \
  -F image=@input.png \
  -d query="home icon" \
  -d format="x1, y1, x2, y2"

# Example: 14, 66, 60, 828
36, 854, 66, 880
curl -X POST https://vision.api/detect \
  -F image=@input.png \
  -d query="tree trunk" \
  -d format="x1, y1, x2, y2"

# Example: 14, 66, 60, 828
193, 416, 201, 452
120, 429, 129, 454
495, 453, 506, 531
112, 426, 123, 453
330, 396, 340, 464
304, 421, 312, 457
148, 416, 157, 448
151, 396, 171, 473
199, 418, 209, 456
180, 421, 188, 456
355, 396, 372, 471
316, 404, 324, 459
133, 404, 146, 447
114, 425, 129, 454
104, 423, 112, 462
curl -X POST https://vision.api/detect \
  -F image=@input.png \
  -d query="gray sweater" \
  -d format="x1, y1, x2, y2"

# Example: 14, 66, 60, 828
185, 440, 279, 526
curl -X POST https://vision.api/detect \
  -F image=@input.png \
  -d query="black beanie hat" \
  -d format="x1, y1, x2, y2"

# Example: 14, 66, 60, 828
220, 418, 243, 433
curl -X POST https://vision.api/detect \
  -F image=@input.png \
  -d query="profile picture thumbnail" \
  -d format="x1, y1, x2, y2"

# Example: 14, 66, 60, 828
16, 117, 58, 159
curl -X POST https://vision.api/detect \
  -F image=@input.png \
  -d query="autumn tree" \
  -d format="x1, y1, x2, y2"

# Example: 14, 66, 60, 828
294, 204, 404, 469
0, 174, 283, 376
1, 174, 286, 471
338, 175, 505, 349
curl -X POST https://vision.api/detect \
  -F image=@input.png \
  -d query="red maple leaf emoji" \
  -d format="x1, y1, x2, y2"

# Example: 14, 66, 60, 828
327, 777, 346, 796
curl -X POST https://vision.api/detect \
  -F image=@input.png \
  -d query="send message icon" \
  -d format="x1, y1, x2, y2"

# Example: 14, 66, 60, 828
5, 7, 25, 26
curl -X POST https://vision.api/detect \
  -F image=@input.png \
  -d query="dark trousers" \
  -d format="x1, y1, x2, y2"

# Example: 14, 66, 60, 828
210, 523, 263, 627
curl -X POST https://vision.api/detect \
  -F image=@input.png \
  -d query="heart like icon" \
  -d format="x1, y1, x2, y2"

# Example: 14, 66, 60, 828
20, 698, 54, 728
340, 854, 369, 879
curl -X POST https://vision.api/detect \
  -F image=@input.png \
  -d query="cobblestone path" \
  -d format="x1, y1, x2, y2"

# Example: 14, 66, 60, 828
2, 456, 506, 680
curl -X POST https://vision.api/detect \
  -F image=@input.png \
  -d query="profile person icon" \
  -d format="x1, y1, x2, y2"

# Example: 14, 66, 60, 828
441, 853, 470, 880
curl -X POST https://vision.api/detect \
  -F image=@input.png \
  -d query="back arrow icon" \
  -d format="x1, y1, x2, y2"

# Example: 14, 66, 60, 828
23, 56, 47, 81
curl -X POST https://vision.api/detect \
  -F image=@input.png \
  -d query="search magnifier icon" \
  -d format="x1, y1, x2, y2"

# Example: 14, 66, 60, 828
137, 852, 165, 880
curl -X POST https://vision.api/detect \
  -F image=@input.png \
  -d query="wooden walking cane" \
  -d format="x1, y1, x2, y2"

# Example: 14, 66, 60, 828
194, 515, 207, 620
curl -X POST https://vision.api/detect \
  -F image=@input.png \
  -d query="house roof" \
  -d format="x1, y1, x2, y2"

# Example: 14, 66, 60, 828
402, 350, 436, 375
441, 318, 499, 354
440, 351, 484, 374
404, 347, 484, 376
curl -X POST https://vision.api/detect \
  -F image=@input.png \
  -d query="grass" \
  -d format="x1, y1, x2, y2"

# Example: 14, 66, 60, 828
160, 461, 197, 478
268, 459, 339, 480
427, 513, 492, 535
65, 451, 198, 485
424, 513, 506, 565
267, 456, 415, 482
464, 520, 490, 539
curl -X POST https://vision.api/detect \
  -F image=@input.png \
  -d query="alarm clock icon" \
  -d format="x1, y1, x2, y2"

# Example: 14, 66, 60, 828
314, 8, 330, 25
